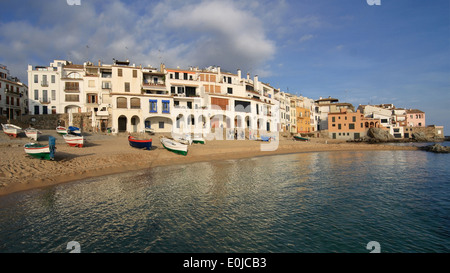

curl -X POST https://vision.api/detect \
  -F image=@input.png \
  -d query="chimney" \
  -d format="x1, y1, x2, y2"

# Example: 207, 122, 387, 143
254, 75, 259, 93
237, 69, 241, 80
160, 63, 165, 73
98, 60, 101, 66
247, 73, 250, 80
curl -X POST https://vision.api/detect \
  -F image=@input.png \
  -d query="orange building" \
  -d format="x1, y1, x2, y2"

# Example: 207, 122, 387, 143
328, 108, 382, 140
296, 107, 312, 133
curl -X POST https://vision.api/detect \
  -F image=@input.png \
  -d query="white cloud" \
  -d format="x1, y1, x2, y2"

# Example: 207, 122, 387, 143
0, 0, 277, 81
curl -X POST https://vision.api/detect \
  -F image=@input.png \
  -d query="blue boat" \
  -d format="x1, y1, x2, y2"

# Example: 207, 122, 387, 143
68, 126, 82, 136
128, 135, 152, 150
261, 136, 271, 142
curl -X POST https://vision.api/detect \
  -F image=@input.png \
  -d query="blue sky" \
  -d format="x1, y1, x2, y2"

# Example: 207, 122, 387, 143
1, 0, 449, 134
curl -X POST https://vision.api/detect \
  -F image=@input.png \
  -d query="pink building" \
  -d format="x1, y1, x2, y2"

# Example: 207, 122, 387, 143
406, 109, 425, 127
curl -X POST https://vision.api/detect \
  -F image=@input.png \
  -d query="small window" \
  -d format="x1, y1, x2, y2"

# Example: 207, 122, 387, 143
149, 100, 157, 113
118, 69, 123, 77
133, 70, 137, 78
162, 100, 170, 113
159, 122, 164, 129
125, 82, 130, 92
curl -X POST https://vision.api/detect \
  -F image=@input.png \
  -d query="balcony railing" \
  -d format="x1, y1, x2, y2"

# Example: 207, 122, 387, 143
41, 81, 49, 87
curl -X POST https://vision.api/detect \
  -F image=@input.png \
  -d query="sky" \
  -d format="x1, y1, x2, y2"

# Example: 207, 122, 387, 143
1, 0, 449, 134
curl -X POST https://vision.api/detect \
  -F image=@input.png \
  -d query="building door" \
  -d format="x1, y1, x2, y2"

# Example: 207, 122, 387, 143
332, 133, 336, 139
354, 133, 360, 140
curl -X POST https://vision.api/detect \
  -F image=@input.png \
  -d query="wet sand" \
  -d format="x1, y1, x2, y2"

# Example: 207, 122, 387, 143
0, 130, 419, 197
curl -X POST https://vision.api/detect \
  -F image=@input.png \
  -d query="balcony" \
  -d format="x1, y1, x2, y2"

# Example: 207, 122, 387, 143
41, 81, 49, 87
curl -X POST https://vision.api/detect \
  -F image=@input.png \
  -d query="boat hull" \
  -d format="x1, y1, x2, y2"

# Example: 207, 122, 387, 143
56, 126, 67, 135
160, 138, 188, 156
294, 136, 309, 141
24, 143, 52, 160
128, 136, 152, 150
24, 128, 42, 141
2, 124, 22, 138
63, 134, 84, 147
192, 138, 205, 144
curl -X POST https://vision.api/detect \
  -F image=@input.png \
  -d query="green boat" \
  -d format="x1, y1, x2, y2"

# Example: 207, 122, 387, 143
160, 137, 188, 156
24, 143, 52, 160
294, 135, 309, 141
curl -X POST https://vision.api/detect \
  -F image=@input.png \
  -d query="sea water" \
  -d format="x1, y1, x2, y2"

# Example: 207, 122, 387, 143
0, 148, 449, 253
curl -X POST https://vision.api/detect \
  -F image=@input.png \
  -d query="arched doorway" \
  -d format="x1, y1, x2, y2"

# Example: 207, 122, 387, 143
118, 115, 127, 132
131, 115, 140, 133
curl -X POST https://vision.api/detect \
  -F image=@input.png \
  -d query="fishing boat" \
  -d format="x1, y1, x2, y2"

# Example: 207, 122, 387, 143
160, 137, 188, 156
173, 134, 192, 145
56, 126, 68, 135
24, 143, 51, 160
63, 134, 84, 147
192, 136, 206, 144
260, 135, 271, 142
294, 135, 309, 141
2, 123, 22, 138
24, 127, 42, 141
68, 126, 81, 136
128, 135, 152, 150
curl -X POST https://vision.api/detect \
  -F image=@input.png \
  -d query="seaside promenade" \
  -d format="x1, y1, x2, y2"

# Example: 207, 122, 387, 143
0, 131, 419, 197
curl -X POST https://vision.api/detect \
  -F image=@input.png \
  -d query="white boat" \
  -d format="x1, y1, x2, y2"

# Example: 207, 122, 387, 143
173, 134, 192, 145
24, 143, 52, 160
24, 127, 42, 141
56, 126, 68, 135
192, 136, 206, 144
160, 137, 188, 156
63, 134, 84, 147
1, 123, 22, 138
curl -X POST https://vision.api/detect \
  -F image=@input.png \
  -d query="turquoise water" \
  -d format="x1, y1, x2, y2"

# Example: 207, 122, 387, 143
0, 149, 449, 253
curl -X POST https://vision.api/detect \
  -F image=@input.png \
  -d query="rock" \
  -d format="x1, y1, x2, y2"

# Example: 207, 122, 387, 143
420, 143, 450, 153
366, 128, 394, 142
412, 132, 429, 142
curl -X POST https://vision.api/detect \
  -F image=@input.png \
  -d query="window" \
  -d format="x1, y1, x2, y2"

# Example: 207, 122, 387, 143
51, 90, 56, 100
177, 86, 184, 94
184, 73, 188, 80
175, 72, 179, 79
174, 100, 180, 108
162, 100, 170, 113
34, 90, 39, 100
43, 106, 48, 115
34, 105, 39, 115
42, 90, 48, 102
352, 116, 356, 122
349, 123, 355, 129
118, 69, 123, 77
125, 82, 130, 92
87, 94, 97, 104
149, 100, 157, 113
133, 70, 137, 78
65, 94, 79, 102
171, 86, 176, 94
34, 75, 38, 83
65, 82, 79, 91
338, 124, 341, 130
130, 98, 140, 109
159, 122, 164, 129
332, 117, 335, 122
51, 75, 55, 83
187, 101, 192, 109
117, 97, 127, 108
228, 87, 233, 94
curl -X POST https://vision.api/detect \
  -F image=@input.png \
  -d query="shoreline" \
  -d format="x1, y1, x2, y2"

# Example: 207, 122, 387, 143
0, 131, 421, 197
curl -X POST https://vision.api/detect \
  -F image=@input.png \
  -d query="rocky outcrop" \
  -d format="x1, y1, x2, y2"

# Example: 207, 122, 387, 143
412, 132, 429, 142
420, 143, 450, 153
365, 128, 394, 142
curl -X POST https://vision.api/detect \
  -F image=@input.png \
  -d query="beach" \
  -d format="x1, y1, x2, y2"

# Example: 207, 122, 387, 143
0, 130, 419, 197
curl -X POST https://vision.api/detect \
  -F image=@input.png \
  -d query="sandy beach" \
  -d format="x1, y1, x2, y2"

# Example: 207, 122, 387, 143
0, 130, 419, 197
